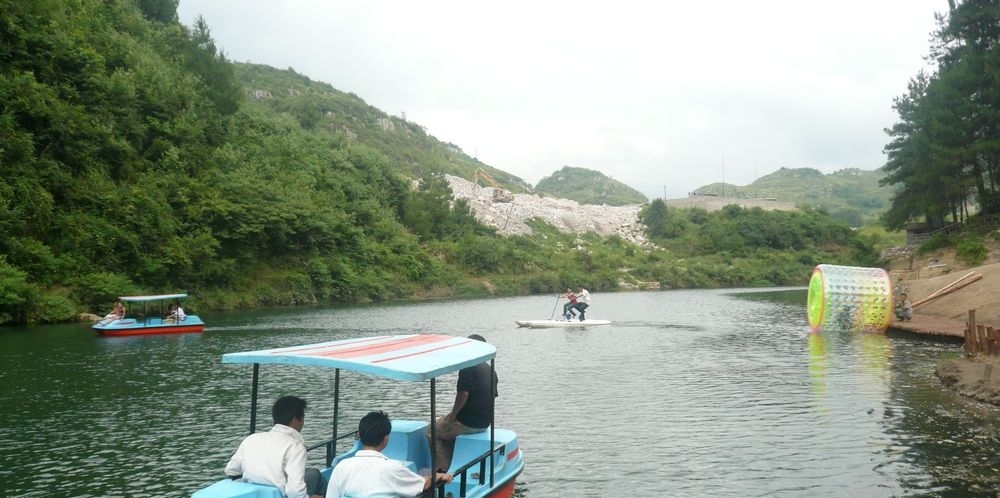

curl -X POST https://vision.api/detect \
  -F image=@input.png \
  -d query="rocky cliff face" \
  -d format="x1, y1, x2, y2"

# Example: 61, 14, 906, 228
446, 175, 649, 245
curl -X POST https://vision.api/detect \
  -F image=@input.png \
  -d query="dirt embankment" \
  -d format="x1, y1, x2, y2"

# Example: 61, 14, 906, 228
893, 260, 1000, 327
884, 246, 1000, 405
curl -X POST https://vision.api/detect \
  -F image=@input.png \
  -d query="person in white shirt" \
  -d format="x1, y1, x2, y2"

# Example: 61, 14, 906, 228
225, 396, 325, 498
99, 301, 124, 325
165, 303, 186, 323
573, 287, 591, 321
327, 411, 452, 498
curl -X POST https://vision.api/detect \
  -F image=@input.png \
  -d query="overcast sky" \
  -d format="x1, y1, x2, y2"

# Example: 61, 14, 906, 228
176, 1, 945, 200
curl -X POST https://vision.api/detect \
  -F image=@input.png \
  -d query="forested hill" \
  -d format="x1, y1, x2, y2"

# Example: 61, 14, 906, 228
692, 167, 890, 226
535, 166, 648, 206
233, 63, 529, 193
1, 1, 529, 323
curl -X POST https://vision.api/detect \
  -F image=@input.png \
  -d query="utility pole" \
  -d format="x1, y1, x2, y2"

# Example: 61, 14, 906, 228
722, 148, 726, 198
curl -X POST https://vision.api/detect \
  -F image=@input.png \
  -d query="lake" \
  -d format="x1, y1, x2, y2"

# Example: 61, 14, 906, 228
2, 288, 999, 497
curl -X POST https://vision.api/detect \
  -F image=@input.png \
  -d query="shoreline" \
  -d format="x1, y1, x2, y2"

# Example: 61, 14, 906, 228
887, 315, 1000, 406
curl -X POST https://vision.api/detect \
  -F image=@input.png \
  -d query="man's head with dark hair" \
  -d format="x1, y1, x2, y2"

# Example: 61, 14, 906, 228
272, 395, 307, 426
358, 410, 392, 447
467, 334, 486, 342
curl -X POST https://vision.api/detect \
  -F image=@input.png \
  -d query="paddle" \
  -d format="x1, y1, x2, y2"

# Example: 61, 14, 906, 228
549, 294, 561, 320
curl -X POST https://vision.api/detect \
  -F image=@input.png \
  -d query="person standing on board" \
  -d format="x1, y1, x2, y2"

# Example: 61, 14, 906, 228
573, 287, 591, 321
225, 395, 325, 498
327, 410, 452, 498
427, 334, 498, 472
562, 288, 578, 320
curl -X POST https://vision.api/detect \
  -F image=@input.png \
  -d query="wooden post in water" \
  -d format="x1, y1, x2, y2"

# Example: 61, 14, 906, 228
989, 326, 999, 356
987, 326, 994, 356
979, 324, 989, 356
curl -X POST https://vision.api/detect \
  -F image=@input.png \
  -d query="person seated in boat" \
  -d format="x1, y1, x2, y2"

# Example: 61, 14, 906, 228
427, 334, 498, 472
328, 410, 452, 498
573, 287, 590, 321
894, 293, 913, 321
164, 302, 186, 323
562, 288, 578, 320
225, 395, 326, 498
98, 301, 125, 325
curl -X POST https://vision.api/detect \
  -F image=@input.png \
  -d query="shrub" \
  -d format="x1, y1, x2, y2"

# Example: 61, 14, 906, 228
955, 235, 988, 266
918, 234, 952, 254
36, 292, 77, 323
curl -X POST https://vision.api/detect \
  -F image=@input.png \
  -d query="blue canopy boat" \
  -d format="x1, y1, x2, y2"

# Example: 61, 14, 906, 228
92, 293, 204, 336
191, 334, 524, 498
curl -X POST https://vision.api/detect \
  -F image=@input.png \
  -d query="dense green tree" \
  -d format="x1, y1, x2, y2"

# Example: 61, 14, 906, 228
639, 199, 688, 238
138, 0, 178, 23
184, 16, 241, 116
883, 0, 1000, 228
640, 199, 669, 237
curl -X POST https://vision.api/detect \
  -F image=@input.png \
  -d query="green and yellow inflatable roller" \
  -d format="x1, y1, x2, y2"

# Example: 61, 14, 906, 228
807, 264, 892, 333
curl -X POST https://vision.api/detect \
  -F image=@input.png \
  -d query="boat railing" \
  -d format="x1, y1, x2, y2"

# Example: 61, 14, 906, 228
308, 434, 505, 498
306, 431, 358, 466
440, 441, 505, 498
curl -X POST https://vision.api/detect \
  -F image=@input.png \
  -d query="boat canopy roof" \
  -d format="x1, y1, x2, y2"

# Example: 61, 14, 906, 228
119, 293, 188, 302
222, 334, 496, 382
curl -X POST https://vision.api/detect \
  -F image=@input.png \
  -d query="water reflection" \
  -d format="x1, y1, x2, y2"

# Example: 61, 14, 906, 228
807, 332, 827, 399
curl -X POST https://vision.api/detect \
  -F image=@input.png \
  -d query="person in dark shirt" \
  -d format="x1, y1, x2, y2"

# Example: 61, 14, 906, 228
426, 334, 499, 471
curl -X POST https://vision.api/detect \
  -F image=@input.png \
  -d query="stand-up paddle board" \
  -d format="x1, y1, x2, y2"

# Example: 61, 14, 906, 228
515, 319, 611, 328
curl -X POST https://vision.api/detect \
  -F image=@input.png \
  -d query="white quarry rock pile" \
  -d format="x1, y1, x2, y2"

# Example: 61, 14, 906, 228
445, 175, 649, 246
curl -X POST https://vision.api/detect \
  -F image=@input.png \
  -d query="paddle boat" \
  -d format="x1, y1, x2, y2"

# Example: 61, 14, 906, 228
191, 334, 524, 498
514, 318, 611, 328
92, 293, 204, 336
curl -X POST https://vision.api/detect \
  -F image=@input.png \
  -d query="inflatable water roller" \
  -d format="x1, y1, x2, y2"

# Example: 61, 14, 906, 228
807, 264, 892, 333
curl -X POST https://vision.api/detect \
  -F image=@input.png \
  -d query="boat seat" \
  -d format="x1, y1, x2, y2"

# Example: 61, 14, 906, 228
330, 420, 428, 473
330, 439, 361, 468
450, 429, 497, 472
383, 420, 429, 470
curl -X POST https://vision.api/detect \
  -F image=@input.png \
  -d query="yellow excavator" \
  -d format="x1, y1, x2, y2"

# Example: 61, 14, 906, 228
472, 168, 514, 202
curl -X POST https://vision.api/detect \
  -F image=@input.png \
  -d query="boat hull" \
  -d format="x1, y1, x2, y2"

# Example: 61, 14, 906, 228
515, 319, 611, 328
193, 468, 521, 498
93, 317, 205, 336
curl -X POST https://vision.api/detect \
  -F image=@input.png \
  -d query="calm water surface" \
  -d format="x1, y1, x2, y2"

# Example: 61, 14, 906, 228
2, 289, 1000, 497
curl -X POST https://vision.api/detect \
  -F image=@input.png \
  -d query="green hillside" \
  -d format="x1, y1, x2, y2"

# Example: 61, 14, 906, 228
693, 167, 891, 226
535, 166, 648, 206
234, 63, 530, 193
